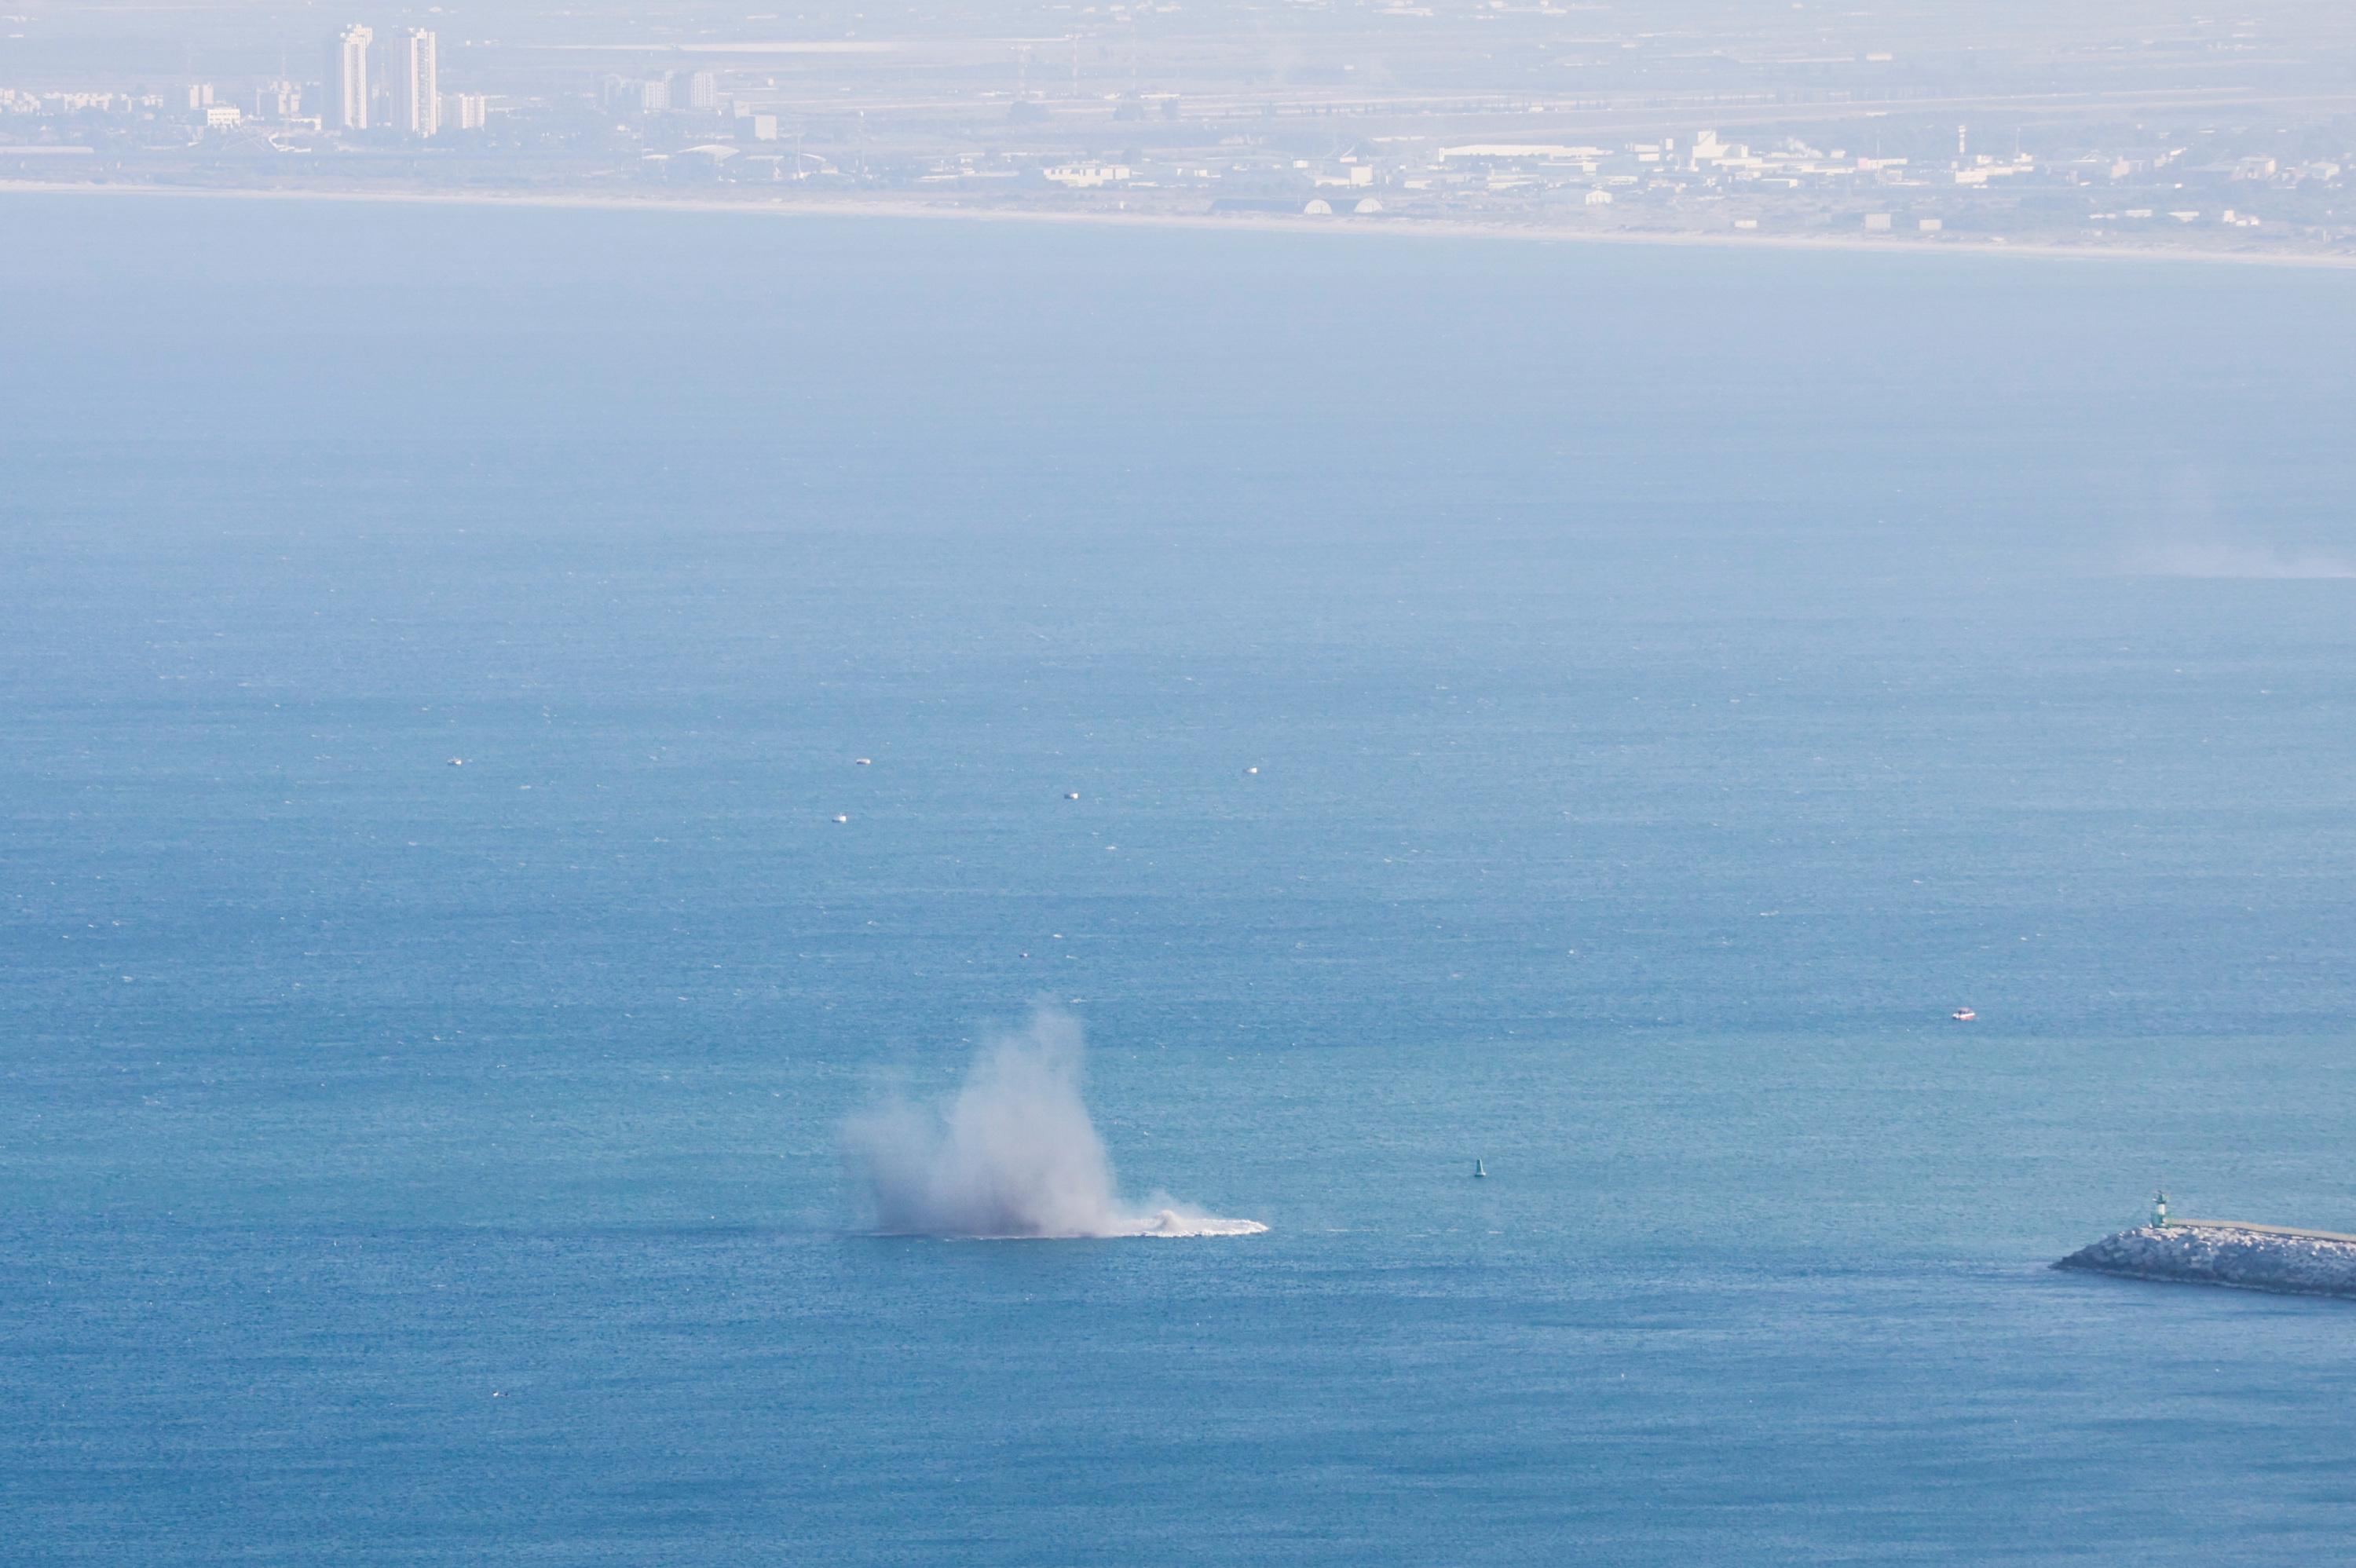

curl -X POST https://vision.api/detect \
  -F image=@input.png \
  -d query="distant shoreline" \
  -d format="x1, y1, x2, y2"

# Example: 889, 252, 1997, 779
9, 177, 2356, 272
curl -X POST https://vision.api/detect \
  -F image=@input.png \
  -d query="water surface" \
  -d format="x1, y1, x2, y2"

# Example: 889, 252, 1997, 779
3, 195, 2354, 1563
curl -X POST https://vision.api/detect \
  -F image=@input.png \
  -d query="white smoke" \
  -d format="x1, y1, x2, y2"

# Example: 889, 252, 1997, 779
843, 1005, 1266, 1239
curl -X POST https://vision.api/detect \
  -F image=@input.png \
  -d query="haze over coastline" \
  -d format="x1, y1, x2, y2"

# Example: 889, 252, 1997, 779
7, 0, 2356, 265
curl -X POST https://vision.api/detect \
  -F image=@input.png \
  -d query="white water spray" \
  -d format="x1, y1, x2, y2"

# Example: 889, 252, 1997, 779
843, 1006, 1266, 1239
2127, 539, 2356, 580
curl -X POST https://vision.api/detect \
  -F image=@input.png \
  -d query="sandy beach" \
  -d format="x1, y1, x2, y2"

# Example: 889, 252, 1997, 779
9, 176, 2356, 272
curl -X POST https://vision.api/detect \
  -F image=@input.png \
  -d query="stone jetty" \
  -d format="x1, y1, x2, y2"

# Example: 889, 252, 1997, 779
2057, 1221, 2356, 1299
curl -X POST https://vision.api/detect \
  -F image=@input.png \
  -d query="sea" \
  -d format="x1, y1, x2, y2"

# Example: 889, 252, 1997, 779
3, 193, 2354, 1563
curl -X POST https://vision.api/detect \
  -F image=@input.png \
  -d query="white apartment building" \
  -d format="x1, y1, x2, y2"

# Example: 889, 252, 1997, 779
397, 29, 439, 137
330, 24, 371, 130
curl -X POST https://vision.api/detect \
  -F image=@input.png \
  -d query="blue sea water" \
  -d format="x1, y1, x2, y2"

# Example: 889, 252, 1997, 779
4, 193, 2356, 1563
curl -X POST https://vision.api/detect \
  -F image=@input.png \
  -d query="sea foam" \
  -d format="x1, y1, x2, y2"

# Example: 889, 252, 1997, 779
843, 1004, 1265, 1240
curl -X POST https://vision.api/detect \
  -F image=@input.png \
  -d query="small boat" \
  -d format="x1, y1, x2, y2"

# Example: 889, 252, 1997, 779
1473, 1159, 1487, 1179
1065, 791, 1081, 800
832, 814, 849, 824
1952, 1007, 1977, 1022
854, 758, 872, 766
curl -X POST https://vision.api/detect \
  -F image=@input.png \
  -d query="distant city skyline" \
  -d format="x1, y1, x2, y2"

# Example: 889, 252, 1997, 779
0, 4, 2351, 261
320, 21, 459, 139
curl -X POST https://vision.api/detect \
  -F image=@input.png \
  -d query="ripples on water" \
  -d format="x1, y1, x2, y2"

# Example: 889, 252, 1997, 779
3, 196, 2354, 1563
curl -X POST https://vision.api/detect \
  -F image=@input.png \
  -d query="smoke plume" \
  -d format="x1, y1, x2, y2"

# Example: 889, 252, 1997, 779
843, 1005, 1265, 1239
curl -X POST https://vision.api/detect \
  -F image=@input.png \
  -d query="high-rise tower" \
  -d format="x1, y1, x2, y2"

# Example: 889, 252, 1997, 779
329, 24, 371, 130
397, 29, 439, 137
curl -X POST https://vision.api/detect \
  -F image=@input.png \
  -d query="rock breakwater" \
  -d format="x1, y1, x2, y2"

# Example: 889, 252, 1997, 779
2057, 1222, 2356, 1299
